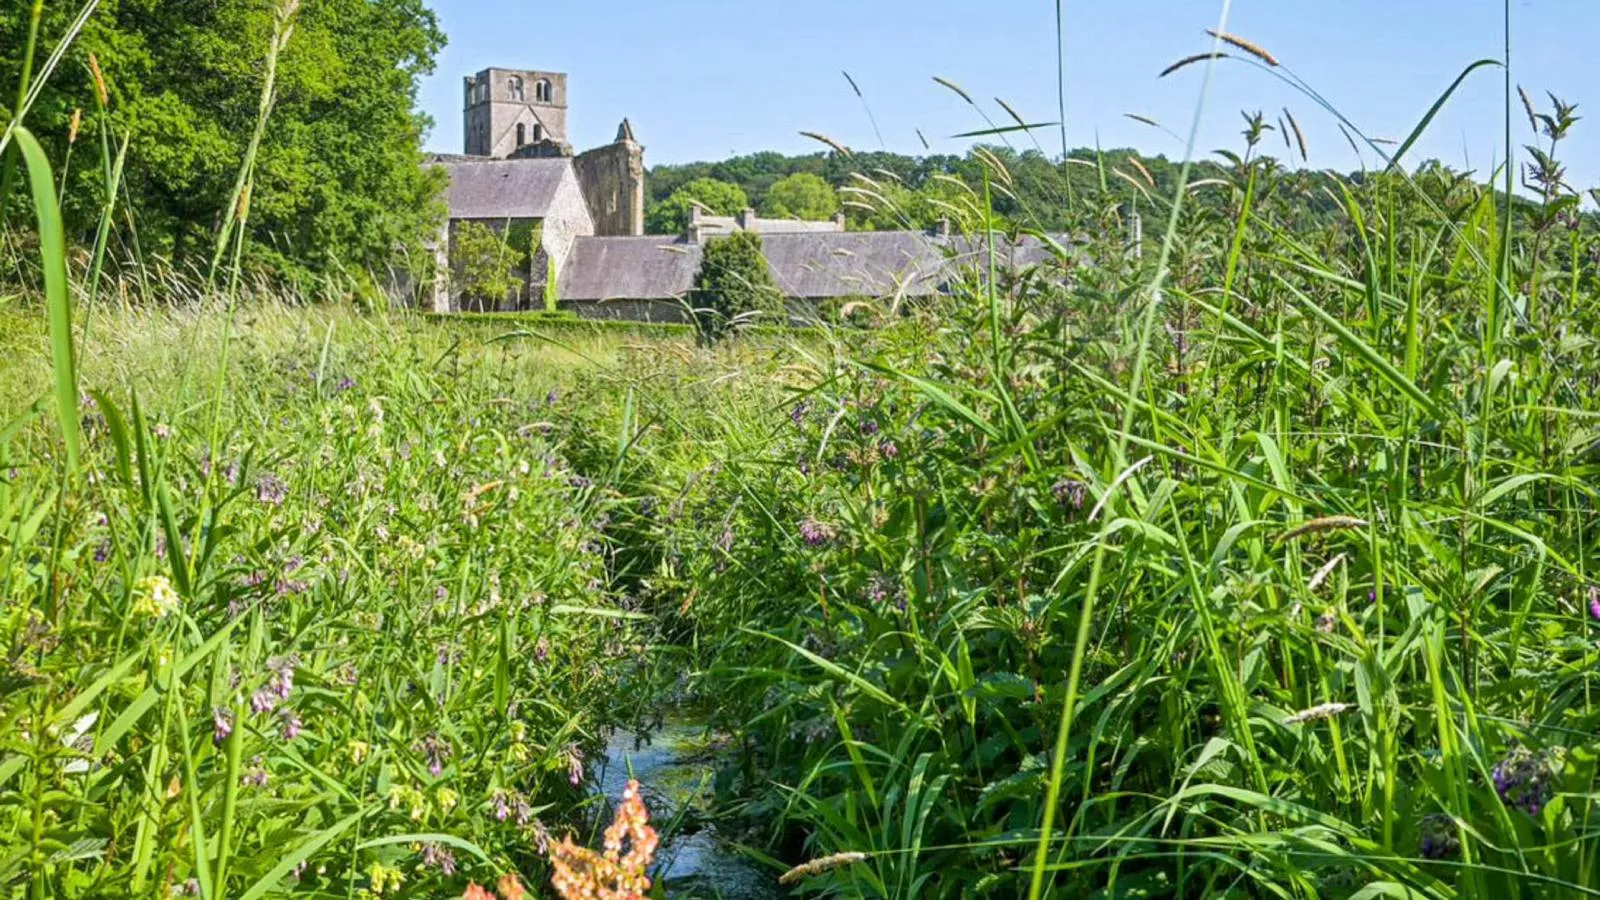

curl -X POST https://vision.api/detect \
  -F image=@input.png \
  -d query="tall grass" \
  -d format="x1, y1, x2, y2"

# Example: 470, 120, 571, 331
5, 0, 1600, 898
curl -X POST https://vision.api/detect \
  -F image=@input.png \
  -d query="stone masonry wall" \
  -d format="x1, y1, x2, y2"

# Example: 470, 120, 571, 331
574, 140, 645, 237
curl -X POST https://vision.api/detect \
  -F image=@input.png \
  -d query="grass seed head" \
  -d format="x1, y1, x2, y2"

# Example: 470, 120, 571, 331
1206, 29, 1280, 66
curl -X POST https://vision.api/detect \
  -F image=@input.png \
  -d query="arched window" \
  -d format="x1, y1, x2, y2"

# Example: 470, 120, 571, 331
535, 80, 552, 103
508, 76, 524, 102
533, 123, 544, 143
516, 123, 526, 146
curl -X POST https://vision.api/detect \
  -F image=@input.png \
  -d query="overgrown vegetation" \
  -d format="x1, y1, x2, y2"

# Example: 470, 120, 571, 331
5, 1, 1600, 899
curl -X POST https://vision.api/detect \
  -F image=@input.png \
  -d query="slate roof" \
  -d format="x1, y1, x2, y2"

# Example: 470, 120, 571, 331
559, 236, 701, 302
430, 157, 574, 220
558, 231, 1076, 303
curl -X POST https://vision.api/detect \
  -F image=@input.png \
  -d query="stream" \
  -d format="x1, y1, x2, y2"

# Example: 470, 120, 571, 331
596, 720, 780, 899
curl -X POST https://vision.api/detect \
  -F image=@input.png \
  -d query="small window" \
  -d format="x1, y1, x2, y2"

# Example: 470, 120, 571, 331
535, 80, 552, 103
516, 123, 526, 146
508, 76, 524, 102
533, 124, 545, 143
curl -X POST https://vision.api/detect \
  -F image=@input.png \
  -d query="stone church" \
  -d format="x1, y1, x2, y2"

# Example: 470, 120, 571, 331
427, 67, 1066, 320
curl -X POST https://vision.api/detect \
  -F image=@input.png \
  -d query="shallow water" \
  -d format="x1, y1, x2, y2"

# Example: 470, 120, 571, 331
597, 721, 780, 899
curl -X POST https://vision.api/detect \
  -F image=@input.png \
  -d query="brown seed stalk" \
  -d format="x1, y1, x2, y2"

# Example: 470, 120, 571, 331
1278, 516, 1369, 544
778, 852, 868, 886
1206, 29, 1281, 67
1160, 52, 1229, 78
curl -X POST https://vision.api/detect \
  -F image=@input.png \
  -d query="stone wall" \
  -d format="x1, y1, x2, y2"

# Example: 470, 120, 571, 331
574, 136, 645, 237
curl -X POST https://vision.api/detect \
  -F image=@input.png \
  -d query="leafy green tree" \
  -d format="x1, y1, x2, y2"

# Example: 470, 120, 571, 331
452, 221, 526, 308
645, 178, 748, 235
689, 230, 779, 341
760, 173, 838, 220
0, 0, 447, 282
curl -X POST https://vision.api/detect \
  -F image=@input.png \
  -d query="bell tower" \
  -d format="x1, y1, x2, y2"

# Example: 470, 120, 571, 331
463, 67, 569, 158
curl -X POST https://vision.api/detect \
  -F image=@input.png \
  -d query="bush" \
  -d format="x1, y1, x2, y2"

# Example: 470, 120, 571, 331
688, 230, 781, 342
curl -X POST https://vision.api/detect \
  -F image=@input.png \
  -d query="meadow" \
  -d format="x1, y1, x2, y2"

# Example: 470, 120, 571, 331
5, 2, 1600, 899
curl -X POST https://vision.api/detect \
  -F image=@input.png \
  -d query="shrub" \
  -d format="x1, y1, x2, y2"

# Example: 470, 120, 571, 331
688, 230, 781, 342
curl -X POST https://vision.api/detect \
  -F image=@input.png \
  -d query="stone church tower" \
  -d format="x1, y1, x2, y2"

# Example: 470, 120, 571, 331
463, 67, 570, 158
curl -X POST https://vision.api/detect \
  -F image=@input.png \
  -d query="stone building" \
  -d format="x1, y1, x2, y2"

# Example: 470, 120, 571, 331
428, 66, 1069, 317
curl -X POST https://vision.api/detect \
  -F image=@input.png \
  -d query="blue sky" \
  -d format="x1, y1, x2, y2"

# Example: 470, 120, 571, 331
419, 1, 1597, 194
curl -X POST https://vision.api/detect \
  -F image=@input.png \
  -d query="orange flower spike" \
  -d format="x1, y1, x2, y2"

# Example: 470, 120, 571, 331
496, 872, 528, 900
463, 883, 496, 900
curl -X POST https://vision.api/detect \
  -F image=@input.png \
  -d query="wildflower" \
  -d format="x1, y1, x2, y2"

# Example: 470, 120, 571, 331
860, 419, 880, 436
241, 756, 269, 788
566, 743, 585, 786
1588, 586, 1600, 622
492, 789, 512, 822
463, 884, 495, 900
256, 474, 288, 506
367, 861, 404, 896
1051, 478, 1088, 511
548, 779, 658, 900
1418, 813, 1459, 860
879, 440, 899, 461
436, 786, 459, 814
421, 842, 458, 876
336, 376, 356, 392
250, 689, 278, 715
1283, 702, 1353, 725
131, 575, 181, 619
416, 732, 452, 778
279, 708, 302, 741
212, 708, 234, 747
348, 741, 372, 765
546, 388, 561, 407
778, 851, 869, 886
1492, 746, 1556, 816
497, 872, 528, 900
790, 401, 810, 426
799, 518, 836, 548
94, 540, 111, 564
1316, 612, 1337, 633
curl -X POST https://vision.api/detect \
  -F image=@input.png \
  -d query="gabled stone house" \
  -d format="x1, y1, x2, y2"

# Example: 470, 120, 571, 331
427, 66, 1071, 318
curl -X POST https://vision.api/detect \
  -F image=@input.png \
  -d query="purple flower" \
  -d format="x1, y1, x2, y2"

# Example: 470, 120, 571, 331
879, 440, 899, 461
1492, 746, 1555, 816
1588, 587, 1600, 622
279, 708, 302, 741
492, 790, 512, 822
94, 540, 111, 564
256, 474, 287, 507
546, 388, 561, 407
1051, 478, 1088, 511
569, 475, 593, 490
416, 733, 451, 778
420, 843, 457, 876
241, 756, 269, 788
790, 402, 810, 426
251, 689, 278, 715
336, 377, 356, 392
267, 656, 297, 701
799, 518, 836, 548
212, 708, 234, 746
860, 419, 880, 436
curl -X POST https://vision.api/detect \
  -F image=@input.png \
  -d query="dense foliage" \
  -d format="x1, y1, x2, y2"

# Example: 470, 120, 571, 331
11, 4, 1600, 899
0, 0, 447, 282
644, 177, 750, 236
759, 172, 840, 221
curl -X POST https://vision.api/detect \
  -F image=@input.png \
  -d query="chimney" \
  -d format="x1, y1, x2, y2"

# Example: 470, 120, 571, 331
935, 217, 951, 238
687, 205, 703, 242
737, 208, 756, 231
832, 212, 847, 231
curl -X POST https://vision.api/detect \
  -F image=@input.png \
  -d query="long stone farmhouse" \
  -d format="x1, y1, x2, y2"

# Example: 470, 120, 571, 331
426, 67, 1068, 320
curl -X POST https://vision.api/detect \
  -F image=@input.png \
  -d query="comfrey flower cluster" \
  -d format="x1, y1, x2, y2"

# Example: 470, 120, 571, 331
1491, 746, 1558, 816
799, 518, 836, 548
